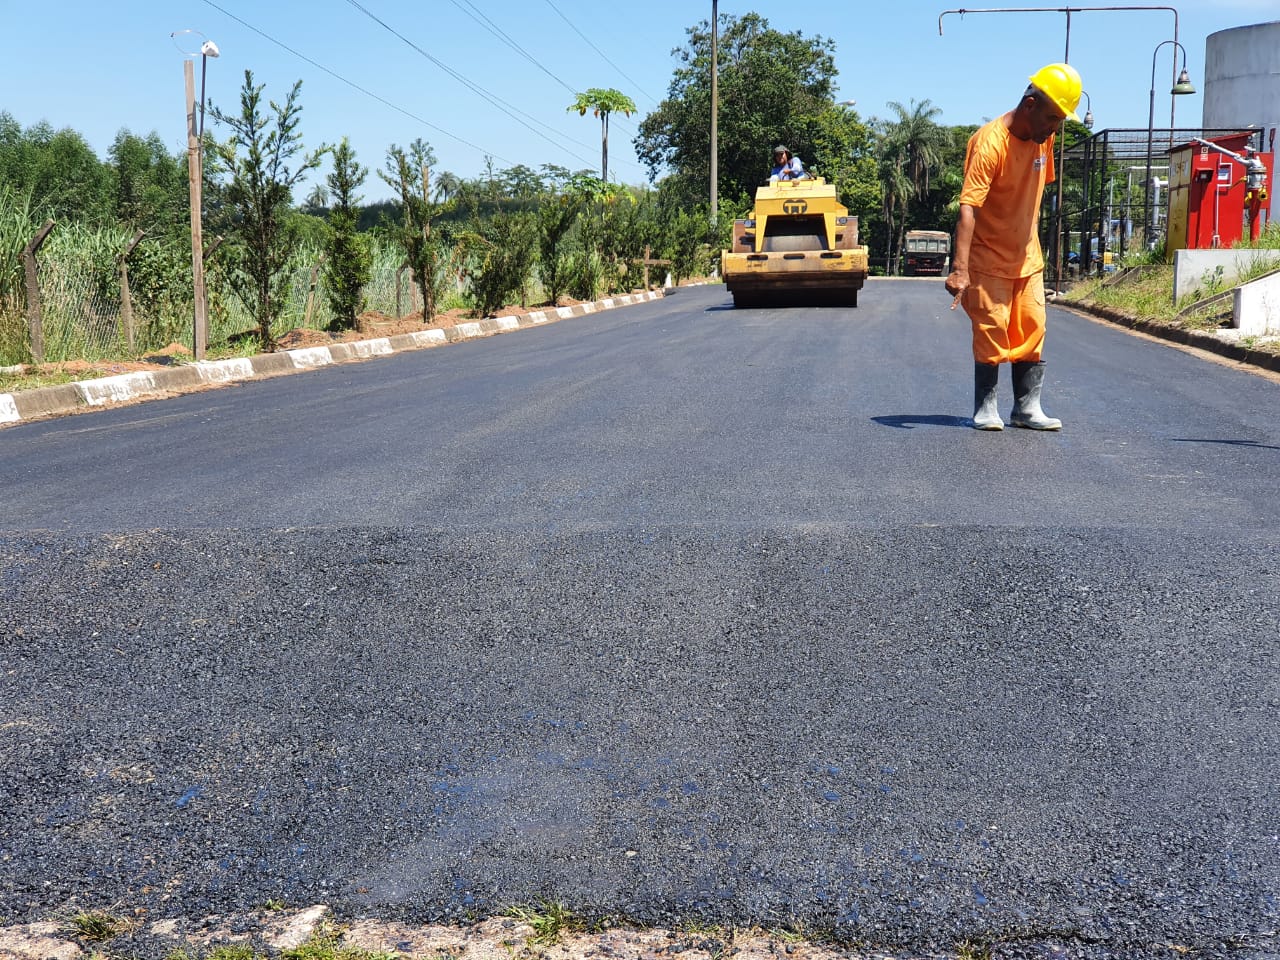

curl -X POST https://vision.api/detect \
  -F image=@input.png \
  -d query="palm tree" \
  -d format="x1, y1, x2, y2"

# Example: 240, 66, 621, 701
568, 88, 637, 182
876, 139, 911, 274
878, 99, 951, 272
432, 170, 462, 204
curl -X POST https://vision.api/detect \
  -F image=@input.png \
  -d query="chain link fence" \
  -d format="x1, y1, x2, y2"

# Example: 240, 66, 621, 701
6, 239, 418, 365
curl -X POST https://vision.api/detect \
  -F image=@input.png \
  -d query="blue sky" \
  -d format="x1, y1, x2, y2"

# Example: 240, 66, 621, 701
2, 0, 1275, 201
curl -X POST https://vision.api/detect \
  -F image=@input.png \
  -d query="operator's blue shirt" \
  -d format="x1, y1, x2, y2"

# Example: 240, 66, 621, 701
770, 156, 805, 180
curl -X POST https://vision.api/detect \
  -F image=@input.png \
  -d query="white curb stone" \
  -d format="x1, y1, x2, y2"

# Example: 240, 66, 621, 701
195, 358, 255, 383
347, 337, 394, 358
287, 346, 335, 368
0, 394, 19, 424
405, 329, 448, 346
455, 321, 483, 338
77, 371, 158, 406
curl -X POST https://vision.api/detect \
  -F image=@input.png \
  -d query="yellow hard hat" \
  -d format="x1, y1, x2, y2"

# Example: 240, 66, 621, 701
1028, 62, 1082, 121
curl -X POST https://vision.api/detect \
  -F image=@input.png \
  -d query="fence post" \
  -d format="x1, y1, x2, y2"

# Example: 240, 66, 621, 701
118, 229, 146, 352
22, 219, 55, 365
303, 254, 326, 328
396, 261, 409, 319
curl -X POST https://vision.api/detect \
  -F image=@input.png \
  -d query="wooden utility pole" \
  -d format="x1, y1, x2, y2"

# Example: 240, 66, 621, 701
185, 59, 208, 361
22, 219, 55, 365
710, 0, 718, 228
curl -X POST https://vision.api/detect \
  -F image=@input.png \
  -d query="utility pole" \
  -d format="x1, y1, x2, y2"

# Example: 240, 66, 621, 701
185, 59, 208, 361
710, 0, 718, 228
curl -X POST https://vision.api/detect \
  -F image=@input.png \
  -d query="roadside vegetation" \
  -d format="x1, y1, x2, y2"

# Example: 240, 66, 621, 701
1062, 224, 1280, 355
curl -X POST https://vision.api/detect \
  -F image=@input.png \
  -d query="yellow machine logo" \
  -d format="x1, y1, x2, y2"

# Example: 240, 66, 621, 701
782, 199, 808, 215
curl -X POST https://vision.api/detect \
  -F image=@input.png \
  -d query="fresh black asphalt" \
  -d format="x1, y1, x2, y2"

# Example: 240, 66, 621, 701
2, 280, 1278, 958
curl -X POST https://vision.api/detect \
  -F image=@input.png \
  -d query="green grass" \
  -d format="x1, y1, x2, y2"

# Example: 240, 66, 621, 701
954, 939, 993, 960
505, 900, 584, 946
1063, 263, 1280, 355
69, 910, 124, 942
0, 368, 87, 392
162, 931, 401, 960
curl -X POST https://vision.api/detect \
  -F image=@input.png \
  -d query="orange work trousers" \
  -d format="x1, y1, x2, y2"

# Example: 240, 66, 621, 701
960, 270, 1046, 364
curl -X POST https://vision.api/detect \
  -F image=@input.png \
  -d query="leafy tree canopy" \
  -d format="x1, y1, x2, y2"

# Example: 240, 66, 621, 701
635, 12, 854, 207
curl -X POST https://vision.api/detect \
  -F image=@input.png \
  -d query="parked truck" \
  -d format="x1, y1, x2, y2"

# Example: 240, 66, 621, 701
901, 229, 951, 276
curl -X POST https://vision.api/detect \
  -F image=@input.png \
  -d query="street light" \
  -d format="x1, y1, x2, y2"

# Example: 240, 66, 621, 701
1080, 90, 1094, 130
1144, 39, 1195, 248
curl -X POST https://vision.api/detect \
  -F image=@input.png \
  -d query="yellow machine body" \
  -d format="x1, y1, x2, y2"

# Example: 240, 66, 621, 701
721, 177, 870, 307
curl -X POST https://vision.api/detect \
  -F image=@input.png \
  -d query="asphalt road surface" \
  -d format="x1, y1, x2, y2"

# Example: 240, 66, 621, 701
2, 280, 1278, 959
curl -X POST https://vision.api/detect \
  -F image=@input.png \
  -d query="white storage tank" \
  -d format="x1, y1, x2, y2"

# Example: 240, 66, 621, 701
1202, 20, 1280, 159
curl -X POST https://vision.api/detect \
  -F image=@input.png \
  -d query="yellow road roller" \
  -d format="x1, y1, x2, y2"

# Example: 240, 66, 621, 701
721, 177, 869, 308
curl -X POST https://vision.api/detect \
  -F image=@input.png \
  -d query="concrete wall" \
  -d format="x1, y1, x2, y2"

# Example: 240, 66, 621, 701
1173, 248, 1280, 301
1234, 271, 1280, 336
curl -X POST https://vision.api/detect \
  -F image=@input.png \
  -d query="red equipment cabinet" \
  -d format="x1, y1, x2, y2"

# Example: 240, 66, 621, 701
1165, 131, 1273, 259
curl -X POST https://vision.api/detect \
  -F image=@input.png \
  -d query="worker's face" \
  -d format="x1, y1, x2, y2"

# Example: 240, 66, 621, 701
776, 152, 788, 163
1025, 94, 1066, 143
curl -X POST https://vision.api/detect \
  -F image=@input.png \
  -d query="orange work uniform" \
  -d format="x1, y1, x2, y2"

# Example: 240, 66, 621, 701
958, 118, 1055, 364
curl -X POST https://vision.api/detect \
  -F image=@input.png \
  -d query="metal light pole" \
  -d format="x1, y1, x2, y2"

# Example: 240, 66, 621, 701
710, 0, 718, 229
1143, 39, 1195, 249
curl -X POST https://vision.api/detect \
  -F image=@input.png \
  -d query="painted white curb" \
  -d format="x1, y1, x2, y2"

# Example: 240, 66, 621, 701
2, 288, 669, 427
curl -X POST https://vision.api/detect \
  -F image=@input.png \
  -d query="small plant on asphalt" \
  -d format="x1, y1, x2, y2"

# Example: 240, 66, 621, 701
955, 938, 993, 960
280, 929, 398, 960
507, 899, 584, 946
165, 946, 256, 960
69, 910, 122, 942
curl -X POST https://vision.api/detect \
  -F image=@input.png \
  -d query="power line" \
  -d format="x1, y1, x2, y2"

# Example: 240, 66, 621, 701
341, 0, 602, 170
198, 0, 514, 165
450, 0, 574, 96
541, 0, 659, 106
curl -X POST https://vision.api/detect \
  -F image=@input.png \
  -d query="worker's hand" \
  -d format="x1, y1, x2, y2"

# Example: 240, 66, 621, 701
944, 268, 968, 300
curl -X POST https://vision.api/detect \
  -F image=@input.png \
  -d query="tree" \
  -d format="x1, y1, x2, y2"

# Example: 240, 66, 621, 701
108, 130, 185, 234
636, 13, 844, 207
876, 99, 951, 272
461, 210, 537, 317
209, 71, 325, 351
796, 104, 881, 227
568, 88, 637, 183
380, 139, 447, 321
537, 190, 580, 306
323, 138, 371, 331
0, 113, 112, 224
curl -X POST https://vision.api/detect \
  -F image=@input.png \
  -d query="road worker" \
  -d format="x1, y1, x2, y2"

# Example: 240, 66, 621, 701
945, 62, 1082, 431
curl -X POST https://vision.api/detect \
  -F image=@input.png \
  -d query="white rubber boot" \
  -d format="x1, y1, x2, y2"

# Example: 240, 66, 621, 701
1010, 360, 1062, 430
973, 362, 1003, 431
